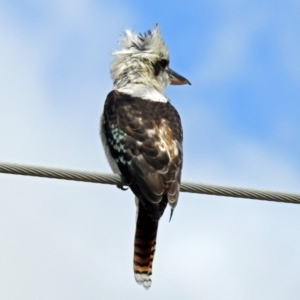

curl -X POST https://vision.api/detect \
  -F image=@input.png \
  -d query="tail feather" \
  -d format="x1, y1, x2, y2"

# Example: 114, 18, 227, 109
133, 203, 158, 290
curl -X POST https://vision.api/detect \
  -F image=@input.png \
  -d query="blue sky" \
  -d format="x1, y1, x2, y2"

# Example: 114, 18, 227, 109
1, 0, 300, 299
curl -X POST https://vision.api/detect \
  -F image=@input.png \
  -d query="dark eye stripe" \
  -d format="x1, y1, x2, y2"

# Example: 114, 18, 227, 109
159, 59, 169, 69
152, 59, 169, 76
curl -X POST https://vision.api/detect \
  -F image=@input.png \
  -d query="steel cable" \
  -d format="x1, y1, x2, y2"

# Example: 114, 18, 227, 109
0, 162, 300, 204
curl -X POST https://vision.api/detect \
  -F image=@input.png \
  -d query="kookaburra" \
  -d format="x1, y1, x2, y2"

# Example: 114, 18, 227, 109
100, 25, 190, 289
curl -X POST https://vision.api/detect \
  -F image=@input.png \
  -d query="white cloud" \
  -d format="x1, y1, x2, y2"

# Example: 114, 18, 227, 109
0, 0, 134, 169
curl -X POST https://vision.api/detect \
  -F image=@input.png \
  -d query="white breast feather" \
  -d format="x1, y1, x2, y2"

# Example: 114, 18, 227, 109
116, 84, 168, 103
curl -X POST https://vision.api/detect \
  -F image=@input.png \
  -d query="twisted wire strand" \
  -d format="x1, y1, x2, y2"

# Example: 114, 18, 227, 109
0, 162, 300, 204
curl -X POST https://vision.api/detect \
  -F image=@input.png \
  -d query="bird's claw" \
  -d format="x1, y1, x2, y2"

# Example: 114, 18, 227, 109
117, 185, 128, 191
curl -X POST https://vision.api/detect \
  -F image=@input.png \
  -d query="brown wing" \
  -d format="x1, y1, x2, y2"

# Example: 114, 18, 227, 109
102, 90, 183, 221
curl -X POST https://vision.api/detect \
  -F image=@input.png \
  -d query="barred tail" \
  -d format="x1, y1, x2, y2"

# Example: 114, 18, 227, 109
133, 203, 158, 290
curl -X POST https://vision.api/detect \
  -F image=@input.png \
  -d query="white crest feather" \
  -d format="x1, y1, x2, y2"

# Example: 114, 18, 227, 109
112, 25, 168, 59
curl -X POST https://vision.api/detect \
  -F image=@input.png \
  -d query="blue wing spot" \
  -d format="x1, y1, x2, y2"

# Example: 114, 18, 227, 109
108, 125, 132, 164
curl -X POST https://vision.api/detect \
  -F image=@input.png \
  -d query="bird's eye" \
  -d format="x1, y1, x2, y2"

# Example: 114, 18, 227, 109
152, 59, 170, 76
159, 59, 169, 69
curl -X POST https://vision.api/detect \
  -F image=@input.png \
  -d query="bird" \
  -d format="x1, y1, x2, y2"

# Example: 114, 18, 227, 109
100, 25, 190, 289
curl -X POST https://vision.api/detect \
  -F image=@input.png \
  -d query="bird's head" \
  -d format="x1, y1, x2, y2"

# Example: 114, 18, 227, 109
110, 25, 190, 93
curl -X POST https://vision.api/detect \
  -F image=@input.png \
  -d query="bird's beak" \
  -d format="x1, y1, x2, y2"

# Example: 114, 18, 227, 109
168, 68, 191, 85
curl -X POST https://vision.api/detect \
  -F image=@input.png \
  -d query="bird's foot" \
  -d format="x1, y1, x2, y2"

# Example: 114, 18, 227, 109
117, 185, 128, 191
